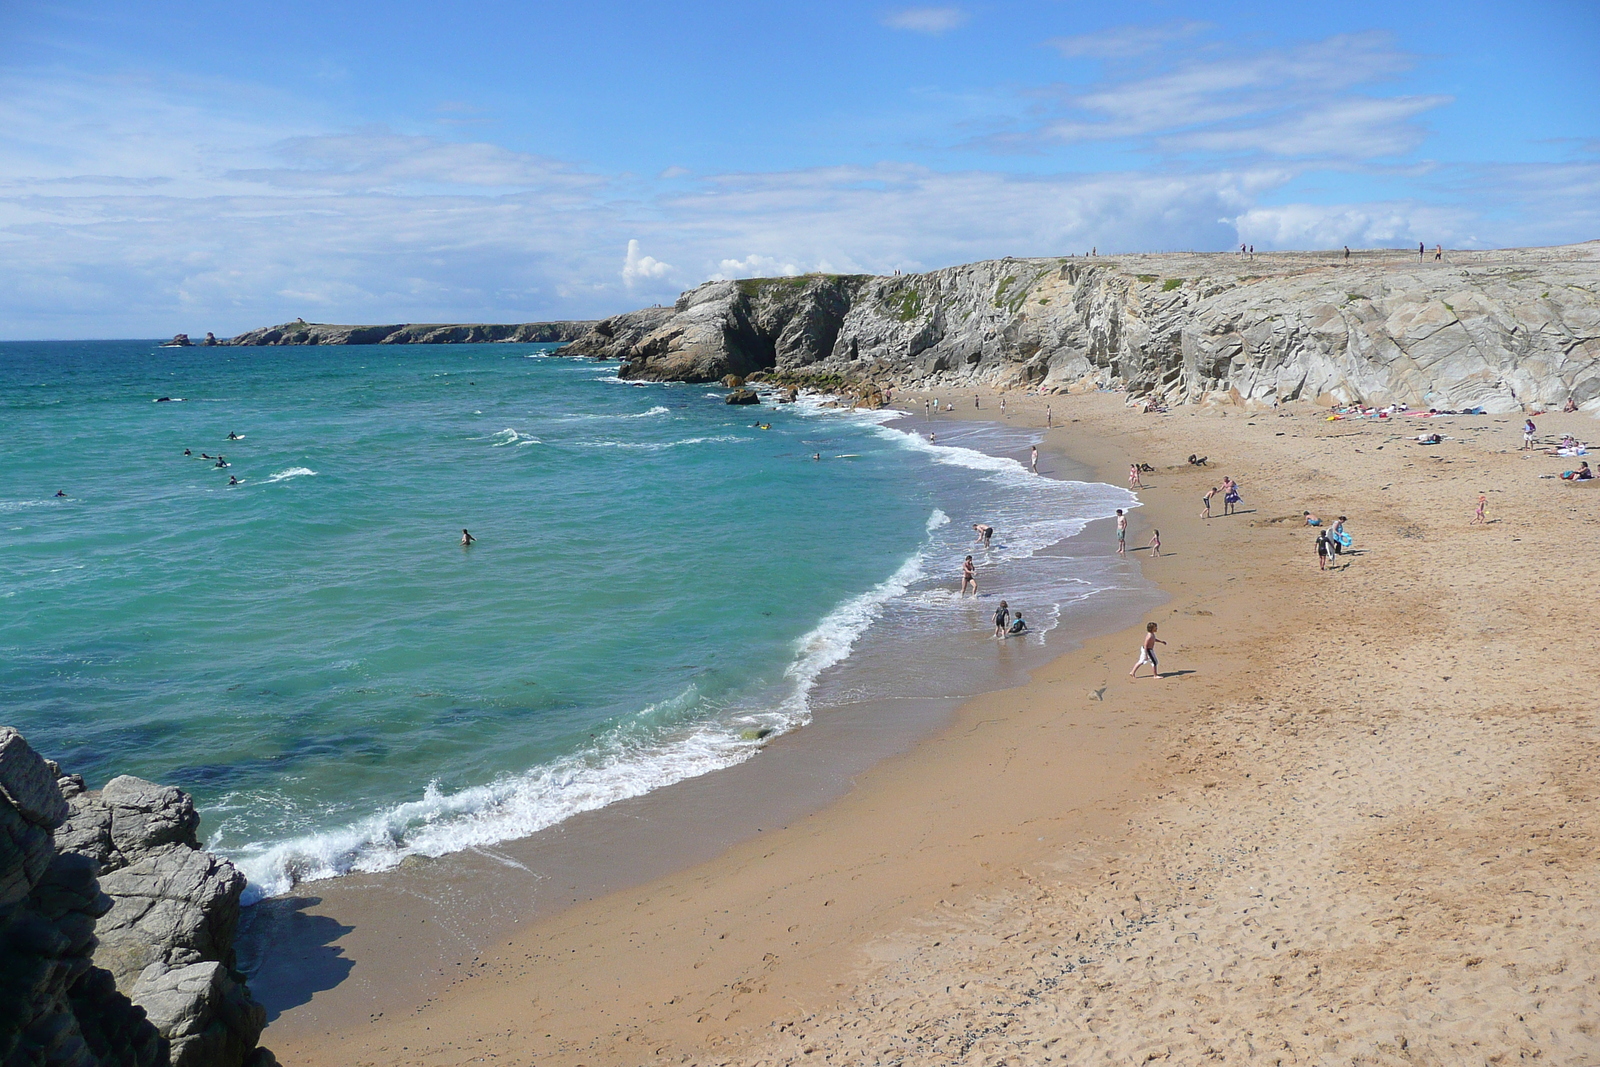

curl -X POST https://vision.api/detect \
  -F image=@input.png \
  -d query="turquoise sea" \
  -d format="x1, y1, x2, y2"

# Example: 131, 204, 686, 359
0, 340, 1138, 900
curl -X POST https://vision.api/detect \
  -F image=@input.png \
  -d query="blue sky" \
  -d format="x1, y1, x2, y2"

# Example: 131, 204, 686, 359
2, 0, 1596, 338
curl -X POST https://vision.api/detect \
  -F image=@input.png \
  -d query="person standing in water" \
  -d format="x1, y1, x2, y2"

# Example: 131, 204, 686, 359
461, 529, 476, 546
973, 523, 994, 548
961, 555, 977, 596
1115, 509, 1127, 555
1030, 445, 1038, 474
1130, 622, 1166, 679
993, 600, 1010, 638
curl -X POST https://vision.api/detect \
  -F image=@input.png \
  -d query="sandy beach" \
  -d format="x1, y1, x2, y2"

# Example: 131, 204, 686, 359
266, 391, 1600, 1065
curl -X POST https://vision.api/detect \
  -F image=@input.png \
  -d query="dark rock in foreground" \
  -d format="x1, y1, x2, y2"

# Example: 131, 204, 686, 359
223, 318, 596, 346
0, 727, 275, 1067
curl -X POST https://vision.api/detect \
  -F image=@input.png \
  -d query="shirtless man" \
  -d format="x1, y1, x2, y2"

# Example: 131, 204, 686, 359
461, 529, 476, 546
1115, 509, 1127, 554
961, 555, 977, 596
1129, 622, 1166, 679
973, 523, 994, 548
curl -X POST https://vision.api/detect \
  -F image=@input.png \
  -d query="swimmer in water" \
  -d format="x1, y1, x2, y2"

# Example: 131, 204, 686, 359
55, 490, 67, 497
183, 449, 192, 456
214, 459, 229, 468
961, 554, 977, 596
228, 476, 239, 486
227, 431, 240, 440
813, 452, 821, 461
461, 529, 476, 546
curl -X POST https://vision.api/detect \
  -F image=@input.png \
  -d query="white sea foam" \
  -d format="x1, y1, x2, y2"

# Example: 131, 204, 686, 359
265, 467, 316, 483
490, 428, 541, 447
590, 435, 744, 451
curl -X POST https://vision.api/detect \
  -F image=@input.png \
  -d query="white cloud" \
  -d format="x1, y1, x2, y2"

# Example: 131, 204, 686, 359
1048, 22, 1208, 59
712, 254, 804, 280
622, 239, 673, 288
882, 7, 967, 35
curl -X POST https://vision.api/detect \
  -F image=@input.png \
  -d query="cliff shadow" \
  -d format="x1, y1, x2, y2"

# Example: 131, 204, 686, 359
235, 896, 354, 1022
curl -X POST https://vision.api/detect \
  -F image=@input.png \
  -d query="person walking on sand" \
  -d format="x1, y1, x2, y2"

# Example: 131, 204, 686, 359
1317, 531, 1331, 571
1148, 529, 1161, 557
1115, 509, 1127, 555
1000, 397, 1007, 419
1046, 406, 1052, 428
993, 600, 1010, 638
461, 529, 476, 546
1202, 486, 1217, 518
1472, 492, 1487, 525
1030, 445, 1038, 474
1522, 418, 1537, 450
1130, 622, 1166, 679
961, 555, 977, 596
1129, 463, 1143, 489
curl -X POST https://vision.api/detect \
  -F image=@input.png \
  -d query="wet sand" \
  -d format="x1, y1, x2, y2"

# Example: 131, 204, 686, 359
265, 392, 1600, 1065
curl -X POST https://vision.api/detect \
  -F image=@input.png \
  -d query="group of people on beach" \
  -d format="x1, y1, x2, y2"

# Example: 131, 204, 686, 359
963, 524, 1029, 639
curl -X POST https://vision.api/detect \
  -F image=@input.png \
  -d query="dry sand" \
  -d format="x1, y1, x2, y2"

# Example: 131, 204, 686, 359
270, 393, 1600, 1066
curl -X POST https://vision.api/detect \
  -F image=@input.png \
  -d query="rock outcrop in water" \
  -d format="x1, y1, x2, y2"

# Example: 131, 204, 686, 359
223, 318, 595, 346
0, 727, 274, 1067
559, 244, 1600, 413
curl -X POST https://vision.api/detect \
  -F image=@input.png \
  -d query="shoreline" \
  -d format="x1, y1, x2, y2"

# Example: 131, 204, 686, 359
266, 391, 1600, 1065
243, 399, 1164, 1040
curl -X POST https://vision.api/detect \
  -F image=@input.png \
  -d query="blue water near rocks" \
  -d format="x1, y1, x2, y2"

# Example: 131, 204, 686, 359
0, 340, 1138, 901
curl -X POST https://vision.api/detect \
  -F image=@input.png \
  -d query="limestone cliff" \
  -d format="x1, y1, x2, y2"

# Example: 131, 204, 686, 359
560, 243, 1600, 413
223, 319, 595, 346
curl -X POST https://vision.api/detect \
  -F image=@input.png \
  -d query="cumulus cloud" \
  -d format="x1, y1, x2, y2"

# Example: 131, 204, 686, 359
712, 254, 805, 280
882, 7, 967, 34
622, 240, 673, 288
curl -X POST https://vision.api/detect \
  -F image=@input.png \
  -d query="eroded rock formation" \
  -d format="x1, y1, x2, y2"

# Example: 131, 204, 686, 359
560, 244, 1600, 413
0, 728, 274, 1067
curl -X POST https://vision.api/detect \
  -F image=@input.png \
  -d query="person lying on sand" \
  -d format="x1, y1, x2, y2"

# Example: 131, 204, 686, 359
1303, 511, 1322, 526
1006, 613, 1028, 637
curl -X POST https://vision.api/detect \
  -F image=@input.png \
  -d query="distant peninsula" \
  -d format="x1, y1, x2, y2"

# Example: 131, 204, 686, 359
222, 319, 597, 346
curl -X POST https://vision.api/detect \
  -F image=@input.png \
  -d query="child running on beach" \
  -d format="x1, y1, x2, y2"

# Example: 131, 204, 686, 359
1148, 529, 1161, 556
1472, 493, 1487, 525
1129, 622, 1166, 679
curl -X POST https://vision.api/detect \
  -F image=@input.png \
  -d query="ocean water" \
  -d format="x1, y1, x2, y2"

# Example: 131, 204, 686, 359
0, 340, 1139, 900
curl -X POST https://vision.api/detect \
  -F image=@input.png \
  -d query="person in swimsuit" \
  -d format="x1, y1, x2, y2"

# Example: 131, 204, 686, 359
961, 555, 977, 596
228, 475, 239, 486
1030, 445, 1038, 474
973, 523, 994, 548
461, 529, 476, 546
228, 431, 240, 440
1129, 622, 1166, 679
1223, 478, 1242, 515
1201, 487, 1216, 519
54, 490, 67, 497
1115, 509, 1127, 555
1472, 493, 1487, 525
1523, 419, 1536, 450
1129, 464, 1143, 489
1148, 529, 1161, 557
1317, 532, 1331, 570
993, 600, 1010, 638
1007, 613, 1028, 636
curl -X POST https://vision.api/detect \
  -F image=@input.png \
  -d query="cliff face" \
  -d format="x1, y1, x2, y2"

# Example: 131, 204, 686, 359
0, 728, 274, 1067
560, 244, 1600, 413
223, 320, 595, 346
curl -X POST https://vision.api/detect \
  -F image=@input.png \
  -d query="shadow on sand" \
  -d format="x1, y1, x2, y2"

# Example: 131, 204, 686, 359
236, 896, 354, 1022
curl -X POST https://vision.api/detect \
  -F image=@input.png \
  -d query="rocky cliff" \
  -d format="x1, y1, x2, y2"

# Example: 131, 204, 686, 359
223, 319, 595, 346
0, 728, 274, 1067
559, 243, 1600, 413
